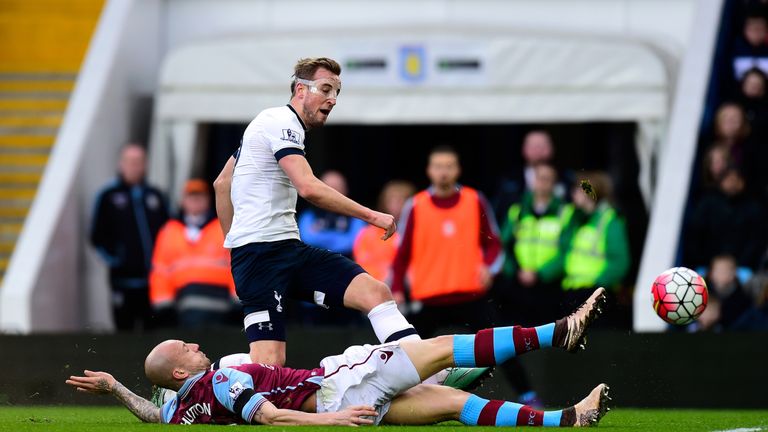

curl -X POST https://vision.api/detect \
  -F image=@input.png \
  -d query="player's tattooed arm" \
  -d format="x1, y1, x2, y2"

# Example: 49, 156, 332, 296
111, 381, 162, 423
66, 370, 161, 423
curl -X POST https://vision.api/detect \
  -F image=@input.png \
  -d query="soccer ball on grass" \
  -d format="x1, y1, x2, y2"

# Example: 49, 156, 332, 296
651, 267, 708, 325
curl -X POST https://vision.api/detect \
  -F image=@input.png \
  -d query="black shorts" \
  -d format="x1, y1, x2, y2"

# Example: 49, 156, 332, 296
231, 239, 366, 342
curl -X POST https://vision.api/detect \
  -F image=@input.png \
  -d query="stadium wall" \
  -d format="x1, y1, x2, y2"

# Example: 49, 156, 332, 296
0, 328, 765, 408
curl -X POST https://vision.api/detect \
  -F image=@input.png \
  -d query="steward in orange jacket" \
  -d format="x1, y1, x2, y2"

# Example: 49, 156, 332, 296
149, 180, 237, 328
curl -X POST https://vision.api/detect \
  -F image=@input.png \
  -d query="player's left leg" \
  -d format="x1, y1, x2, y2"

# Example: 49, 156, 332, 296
294, 244, 420, 344
382, 384, 610, 427
399, 287, 607, 380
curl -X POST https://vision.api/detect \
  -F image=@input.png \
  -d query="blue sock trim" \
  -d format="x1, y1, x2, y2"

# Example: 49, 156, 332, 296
492, 326, 516, 362
459, 394, 487, 425
452, 335, 476, 367
543, 410, 563, 427
495, 401, 523, 426
535, 323, 555, 348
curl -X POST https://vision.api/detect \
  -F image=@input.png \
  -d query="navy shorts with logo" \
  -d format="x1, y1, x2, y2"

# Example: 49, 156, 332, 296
231, 239, 366, 342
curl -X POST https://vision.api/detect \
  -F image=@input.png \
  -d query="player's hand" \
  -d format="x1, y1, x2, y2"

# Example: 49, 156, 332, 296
328, 405, 377, 426
369, 211, 396, 240
65, 370, 117, 395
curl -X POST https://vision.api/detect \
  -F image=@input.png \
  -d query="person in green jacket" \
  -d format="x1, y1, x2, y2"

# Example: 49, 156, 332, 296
500, 163, 573, 325
560, 172, 630, 313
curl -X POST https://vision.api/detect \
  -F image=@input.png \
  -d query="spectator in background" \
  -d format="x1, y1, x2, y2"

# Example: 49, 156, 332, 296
731, 6, 768, 81
493, 130, 565, 222
696, 254, 754, 331
393, 145, 541, 406
353, 180, 415, 289
560, 172, 630, 313
700, 145, 732, 194
298, 170, 366, 257
90, 143, 169, 332
499, 163, 572, 325
736, 67, 768, 130
149, 179, 237, 329
736, 68, 768, 197
685, 167, 767, 271
710, 102, 753, 169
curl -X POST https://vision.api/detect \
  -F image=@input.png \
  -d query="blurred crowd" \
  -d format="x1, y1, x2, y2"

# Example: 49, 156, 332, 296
87, 2, 768, 334
681, 0, 768, 331
91, 132, 638, 335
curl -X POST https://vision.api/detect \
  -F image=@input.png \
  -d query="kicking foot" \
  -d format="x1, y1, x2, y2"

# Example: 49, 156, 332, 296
571, 383, 610, 427
440, 367, 494, 391
556, 287, 607, 352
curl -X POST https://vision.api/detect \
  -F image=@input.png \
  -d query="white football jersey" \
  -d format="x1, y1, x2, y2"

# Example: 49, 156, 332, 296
225, 105, 307, 248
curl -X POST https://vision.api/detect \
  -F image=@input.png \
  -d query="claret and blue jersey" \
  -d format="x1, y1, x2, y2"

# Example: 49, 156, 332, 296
161, 363, 324, 425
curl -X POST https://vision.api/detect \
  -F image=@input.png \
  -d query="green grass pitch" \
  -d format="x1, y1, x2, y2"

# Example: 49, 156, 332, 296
1, 406, 767, 431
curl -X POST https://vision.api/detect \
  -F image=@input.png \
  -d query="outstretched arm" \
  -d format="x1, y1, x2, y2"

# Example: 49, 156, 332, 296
279, 154, 396, 240
213, 156, 236, 236
252, 400, 377, 426
66, 370, 161, 423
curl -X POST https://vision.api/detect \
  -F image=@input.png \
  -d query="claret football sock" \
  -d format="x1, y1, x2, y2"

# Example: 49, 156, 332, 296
459, 394, 567, 427
452, 323, 555, 367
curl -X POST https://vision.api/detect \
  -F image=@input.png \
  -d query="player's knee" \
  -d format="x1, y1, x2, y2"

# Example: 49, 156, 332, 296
345, 275, 394, 311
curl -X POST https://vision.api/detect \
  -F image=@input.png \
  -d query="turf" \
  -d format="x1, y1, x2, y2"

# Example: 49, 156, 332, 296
0, 406, 767, 431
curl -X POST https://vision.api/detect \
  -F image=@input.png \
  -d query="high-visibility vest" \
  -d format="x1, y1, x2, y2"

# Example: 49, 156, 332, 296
149, 219, 235, 307
562, 206, 616, 290
409, 187, 484, 300
353, 226, 399, 282
508, 203, 573, 271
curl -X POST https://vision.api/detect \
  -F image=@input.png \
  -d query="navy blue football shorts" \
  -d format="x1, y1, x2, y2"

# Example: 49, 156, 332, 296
230, 239, 366, 343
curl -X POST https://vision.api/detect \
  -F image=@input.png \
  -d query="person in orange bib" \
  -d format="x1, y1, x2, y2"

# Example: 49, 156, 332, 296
392, 145, 542, 406
149, 179, 238, 328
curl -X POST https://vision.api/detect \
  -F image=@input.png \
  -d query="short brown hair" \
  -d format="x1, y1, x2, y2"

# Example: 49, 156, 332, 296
290, 57, 342, 95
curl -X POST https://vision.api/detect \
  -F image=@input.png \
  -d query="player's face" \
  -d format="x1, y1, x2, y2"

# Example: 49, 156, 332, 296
427, 152, 461, 189
177, 341, 211, 372
299, 68, 340, 129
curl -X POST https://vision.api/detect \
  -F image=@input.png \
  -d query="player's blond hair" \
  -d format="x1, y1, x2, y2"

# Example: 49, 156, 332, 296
290, 57, 342, 96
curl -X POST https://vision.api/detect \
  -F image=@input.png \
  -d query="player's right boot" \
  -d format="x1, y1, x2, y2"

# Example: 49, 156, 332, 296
439, 367, 494, 391
571, 383, 610, 427
555, 287, 607, 353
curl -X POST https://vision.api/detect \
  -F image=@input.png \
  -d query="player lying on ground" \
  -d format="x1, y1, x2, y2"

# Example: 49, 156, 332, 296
67, 288, 609, 427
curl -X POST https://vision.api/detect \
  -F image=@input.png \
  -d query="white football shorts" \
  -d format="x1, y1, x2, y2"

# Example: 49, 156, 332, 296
315, 342, 421, 425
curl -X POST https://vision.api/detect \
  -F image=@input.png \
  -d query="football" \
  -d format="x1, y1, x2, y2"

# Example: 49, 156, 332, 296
651, 267, 708, 325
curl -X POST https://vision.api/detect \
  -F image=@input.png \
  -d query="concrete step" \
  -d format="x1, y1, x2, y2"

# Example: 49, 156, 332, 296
0, 115, 62, 127
0, 172, 42, 185
0, 99, 68, 111
0, 154, 48, 166
0, 81, 74, 92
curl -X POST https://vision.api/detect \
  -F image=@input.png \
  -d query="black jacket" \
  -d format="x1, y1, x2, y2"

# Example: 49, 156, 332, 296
90, 177, 169, 284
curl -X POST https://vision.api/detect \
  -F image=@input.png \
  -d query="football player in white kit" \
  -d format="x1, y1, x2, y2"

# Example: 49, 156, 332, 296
212, 57, 485, 390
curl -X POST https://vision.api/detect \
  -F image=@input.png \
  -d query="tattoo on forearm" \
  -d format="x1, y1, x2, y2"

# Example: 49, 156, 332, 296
112, 382, 161, 423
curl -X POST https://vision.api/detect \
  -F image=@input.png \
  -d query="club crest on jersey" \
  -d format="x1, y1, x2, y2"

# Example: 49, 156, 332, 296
281, 129, 301, 144
228, 381, 244, 400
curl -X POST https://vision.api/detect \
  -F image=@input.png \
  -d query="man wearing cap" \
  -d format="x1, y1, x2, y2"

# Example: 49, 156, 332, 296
149, 179, 237, 329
